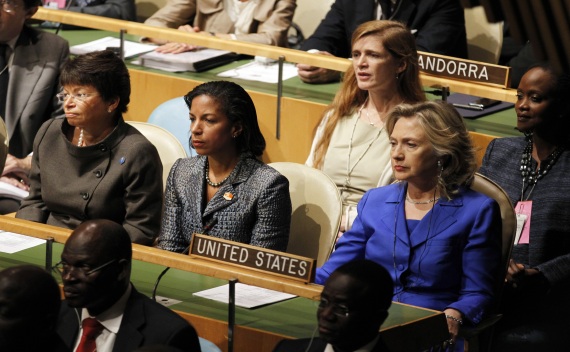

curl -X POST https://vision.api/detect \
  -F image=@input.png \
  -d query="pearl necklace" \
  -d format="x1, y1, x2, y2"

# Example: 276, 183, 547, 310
520, 134, 563, 201
205, 159, 231, 188
77, 128, 84, 147
341, 104, 384, 195
405, 194, 440, 204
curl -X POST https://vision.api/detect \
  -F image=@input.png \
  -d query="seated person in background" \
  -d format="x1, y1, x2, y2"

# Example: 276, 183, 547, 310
297, 0, 467, 84
157, 80, 291, 253
273, 259, 393, 352
55, 219, 201, 352
16, 50, 163, 246
143, 0, 296, 52
64, 0, 136, 22
306, 20, 425, 236
0, 0, 69, 214
479, 64, 570, 352
316, 101, 502, 349
0, 265, 69, 352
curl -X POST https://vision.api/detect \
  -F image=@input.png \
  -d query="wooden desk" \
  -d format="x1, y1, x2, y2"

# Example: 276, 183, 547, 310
0, 216, 448, 352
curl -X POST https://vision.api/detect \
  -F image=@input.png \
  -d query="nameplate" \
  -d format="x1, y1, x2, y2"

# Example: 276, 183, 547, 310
418, 51, 510, 88
189, 234, 316, 283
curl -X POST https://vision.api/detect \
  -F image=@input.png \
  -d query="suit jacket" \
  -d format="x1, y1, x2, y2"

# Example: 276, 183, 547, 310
317, 182, 501, 325
144, 0, 296, 47
158, 153, 291, 252
301, 0, 467, 59
16, 118, 163, 245
57, 288, 201, 352
68, 0, 137, 22
273, 336, 389, 352
6, 26, 69, 158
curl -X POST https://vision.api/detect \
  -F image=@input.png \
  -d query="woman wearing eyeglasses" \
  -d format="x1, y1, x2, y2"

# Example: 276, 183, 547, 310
16, 50, 163, 245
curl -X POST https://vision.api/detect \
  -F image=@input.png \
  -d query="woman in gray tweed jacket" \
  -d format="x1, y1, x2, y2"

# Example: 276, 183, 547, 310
157, 81, 291, 253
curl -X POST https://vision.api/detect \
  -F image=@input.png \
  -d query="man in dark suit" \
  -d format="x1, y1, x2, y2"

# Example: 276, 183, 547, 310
55, 219, 201, 352
273, 260, 394, 352
297, 0, 467, 83
0, 0, 69, 213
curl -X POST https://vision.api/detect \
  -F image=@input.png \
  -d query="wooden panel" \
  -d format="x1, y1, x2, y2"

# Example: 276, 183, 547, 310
470, 131, 497, 168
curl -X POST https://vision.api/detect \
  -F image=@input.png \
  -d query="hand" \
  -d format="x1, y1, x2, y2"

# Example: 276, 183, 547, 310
155, 42, 197, 54
0, 174, 30, 191
2, 154, 32, 176
506, 259, 544, 289
297, 51, 341, 84
443, 308, 463, 345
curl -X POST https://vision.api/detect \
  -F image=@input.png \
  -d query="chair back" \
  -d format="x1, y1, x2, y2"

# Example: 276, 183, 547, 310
470, 131, 497, 168
465, 6, 504, 64
127, 121, 188, 190
147, 97, 195, 157
471, 173, 516, 301
268, 162, 342, 267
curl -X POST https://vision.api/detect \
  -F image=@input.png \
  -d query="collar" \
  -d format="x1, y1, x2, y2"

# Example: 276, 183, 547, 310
80, 284, 132, 334
325, 335, 380, 352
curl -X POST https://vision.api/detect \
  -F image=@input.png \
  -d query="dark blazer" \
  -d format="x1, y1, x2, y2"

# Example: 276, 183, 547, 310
6, 25, 68, 158
316, 182, 501, 325
158, 153, 291, 252
68, 0, 137, 22
301, 0, 467, 59
57, 288, 201, 352
273, 336, 389, 352
16, 118, 163, 245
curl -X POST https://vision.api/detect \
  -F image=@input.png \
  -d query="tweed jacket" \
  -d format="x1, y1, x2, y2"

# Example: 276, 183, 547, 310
273, 336, 390, 352
16, 118, 163, 245
158, 153, 291, 252
479, 137, 570, 313
144, 0, 296, 47
6, 25, 69, 158
316, 182, 501, 325
301, 0, 467, 59
57, 287, 201, 352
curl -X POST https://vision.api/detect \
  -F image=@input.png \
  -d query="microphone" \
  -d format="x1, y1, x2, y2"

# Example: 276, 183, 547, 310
54, 0, 75, 35
152, 218, 218, 301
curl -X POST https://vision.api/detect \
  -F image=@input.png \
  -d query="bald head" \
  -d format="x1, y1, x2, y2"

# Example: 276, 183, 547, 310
0, 265, 61, 349
61, 219, 132, 315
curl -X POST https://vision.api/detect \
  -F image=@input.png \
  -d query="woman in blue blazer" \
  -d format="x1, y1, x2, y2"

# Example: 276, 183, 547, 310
317, 101, 501, 348
157, 81, 291, 253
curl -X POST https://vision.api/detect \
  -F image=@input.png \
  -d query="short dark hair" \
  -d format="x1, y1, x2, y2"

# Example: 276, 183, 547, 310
332, 259, 393, 312
60, 50, 131, 114
184, 81, 266, 156
23, 0, 41, 9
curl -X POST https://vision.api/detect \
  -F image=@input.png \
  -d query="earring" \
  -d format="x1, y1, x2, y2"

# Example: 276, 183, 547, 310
108, 108, 112, 113
233, 134, 238, 138
396, 73, 399, 80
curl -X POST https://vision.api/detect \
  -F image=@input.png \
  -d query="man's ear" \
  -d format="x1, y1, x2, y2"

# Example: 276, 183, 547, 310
25, 6, 38, 19
116, 259, 130, 282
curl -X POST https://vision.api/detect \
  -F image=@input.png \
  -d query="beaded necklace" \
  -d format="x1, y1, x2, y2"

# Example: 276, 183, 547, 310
520, 133, 564, 201
205, 159, 231, 188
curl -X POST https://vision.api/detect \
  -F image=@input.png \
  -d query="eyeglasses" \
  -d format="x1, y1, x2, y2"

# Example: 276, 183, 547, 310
56, 92, 99, 103
0, 0, 19, 13
317, 297, 350, 317
52, 259, 117, 277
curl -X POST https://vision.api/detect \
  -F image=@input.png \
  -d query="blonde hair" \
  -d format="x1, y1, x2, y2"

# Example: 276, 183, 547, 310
311, 20, 425, 169
385, 101, 477, 199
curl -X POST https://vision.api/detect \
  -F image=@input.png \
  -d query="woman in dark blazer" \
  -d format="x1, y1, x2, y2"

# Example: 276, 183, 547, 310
16, 50, 163, 245
157, 81, 291, 253
316, 101, 502, 349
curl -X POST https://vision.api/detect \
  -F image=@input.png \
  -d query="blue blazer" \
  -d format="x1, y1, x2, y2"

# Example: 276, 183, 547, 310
317, 182, 501, 324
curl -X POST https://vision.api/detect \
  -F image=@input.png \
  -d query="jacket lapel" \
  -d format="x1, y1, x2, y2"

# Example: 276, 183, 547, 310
392, 0, 416, 22
6, 26, 44, 138
409, 195, 462, 248
380, 184, 410, 248
112, 289, 145, 352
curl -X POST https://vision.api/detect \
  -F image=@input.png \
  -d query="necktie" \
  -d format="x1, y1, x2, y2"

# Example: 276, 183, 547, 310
379, 0, 392, 19
0, 44, 9, 120
76, 318, 103, 352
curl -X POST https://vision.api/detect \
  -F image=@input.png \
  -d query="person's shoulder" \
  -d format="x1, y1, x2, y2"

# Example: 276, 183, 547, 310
24, 25, 69, 48
129, 290, 191, 328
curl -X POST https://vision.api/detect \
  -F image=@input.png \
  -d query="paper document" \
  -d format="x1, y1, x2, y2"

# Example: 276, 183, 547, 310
217, 61, 298, 83
70, 37, 156, 58
193, 283, 296, 309
0, 231, 46, 253
0, 181, 28, 200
